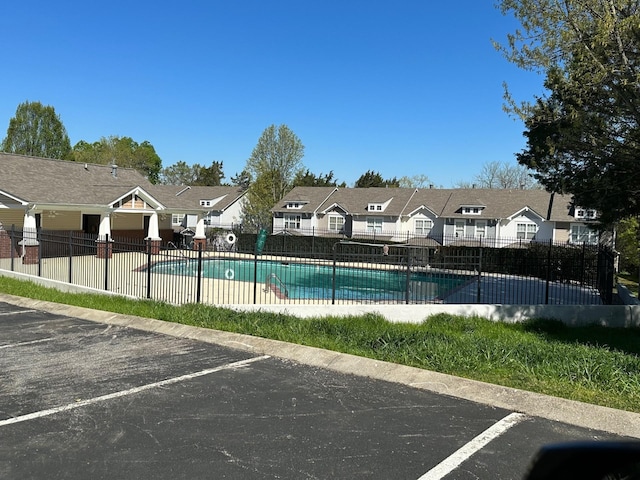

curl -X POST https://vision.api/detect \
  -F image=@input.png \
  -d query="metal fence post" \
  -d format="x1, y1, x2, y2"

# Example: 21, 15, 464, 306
545, 239, 552, 304
10, 224, 15, 271
146, 239, 152, 299
332, 242, 338, 305
37, 228, 42, 277
405, 247, 411, 304
580, 242, 586, 285
68, 231, 73, 284
476, 246, 482, 303
253, 250, 258, 304
104, 233, 109, 291
196, 243, 203, 303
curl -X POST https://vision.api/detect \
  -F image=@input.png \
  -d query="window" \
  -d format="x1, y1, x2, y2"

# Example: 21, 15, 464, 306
368, 203, 384, 212
366, 217, 383, 233
570, 225, 598, 245
200, 200, 211, 207
455, 220, 465, 237
462, 207, 482, 215
172, 214, 185, 226
575, 207, 597, 220
286, 202, 302, 209
414, 219, 432, 235
329, 215, 344, 231
516, 223, 537, 240
475, 220, 486, 238
284, 214, 301, 229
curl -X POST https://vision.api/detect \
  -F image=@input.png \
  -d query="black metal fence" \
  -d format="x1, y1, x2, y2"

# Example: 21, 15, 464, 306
0, 227, 615, 306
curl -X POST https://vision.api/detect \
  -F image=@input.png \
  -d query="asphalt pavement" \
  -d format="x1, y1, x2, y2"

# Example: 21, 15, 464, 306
1, 294, 638, 479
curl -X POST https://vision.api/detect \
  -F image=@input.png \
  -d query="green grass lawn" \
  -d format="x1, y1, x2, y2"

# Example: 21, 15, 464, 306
2, 276, 640, 413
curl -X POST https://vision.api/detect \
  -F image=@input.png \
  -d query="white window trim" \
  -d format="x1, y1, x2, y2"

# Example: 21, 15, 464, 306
366, 217, 383, 233
516, 222, 537, 240
570, 224, 598, 245
328, 214, 345, 231
414, 218, 433, 235
284, 214, 302, 229
475, 220, 486, 238
171, 214, 185, 226
462, 207, 482, 215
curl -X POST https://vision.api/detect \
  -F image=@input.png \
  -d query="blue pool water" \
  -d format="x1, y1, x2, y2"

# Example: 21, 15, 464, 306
151, 258, 468, 301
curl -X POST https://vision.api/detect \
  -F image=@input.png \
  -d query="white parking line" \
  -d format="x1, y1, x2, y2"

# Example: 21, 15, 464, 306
0, 309, 38, 316
0, 338, 54, 349
0, 355, 270, 427
418, 412, 527, 480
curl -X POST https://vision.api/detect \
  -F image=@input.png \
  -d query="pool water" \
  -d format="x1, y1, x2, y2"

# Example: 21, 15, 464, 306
151, 258, 468, 301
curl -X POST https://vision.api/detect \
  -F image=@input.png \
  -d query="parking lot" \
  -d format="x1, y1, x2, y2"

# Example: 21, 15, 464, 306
1, 296, 638, 479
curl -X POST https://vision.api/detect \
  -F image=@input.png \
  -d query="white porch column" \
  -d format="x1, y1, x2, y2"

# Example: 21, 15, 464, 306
98, 213, 112, 241
194, 215, 206, 239
192, 214, 207, 250
145, 212, 161, 240
19, 208, 39, 264
20, 209, 39, 246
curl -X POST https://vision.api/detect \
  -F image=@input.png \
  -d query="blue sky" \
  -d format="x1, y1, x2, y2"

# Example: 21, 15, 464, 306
1, 1, 545, 187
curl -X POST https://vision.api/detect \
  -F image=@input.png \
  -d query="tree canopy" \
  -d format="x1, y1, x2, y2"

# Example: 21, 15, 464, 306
72, 136, 162, 184
242, 124, 305, 229
495, 0, 640, 224
1, 101, 72, 160
293, 169, 344, 187
455, 161, 539, 189
398, 174, 433, 189
230, 169, 251, 191
160, 160, 224, 186
354, 170, 399, 188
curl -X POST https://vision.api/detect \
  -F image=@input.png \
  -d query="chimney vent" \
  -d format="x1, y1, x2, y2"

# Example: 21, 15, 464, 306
111, 164, 118, 178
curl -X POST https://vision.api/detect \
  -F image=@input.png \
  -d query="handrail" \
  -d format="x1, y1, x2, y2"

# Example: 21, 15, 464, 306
165, 241, 190, 262
265, 272, 289, 298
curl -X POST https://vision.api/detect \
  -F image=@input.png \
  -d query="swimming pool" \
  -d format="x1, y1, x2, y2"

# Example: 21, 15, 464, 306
151, 258, 469, 301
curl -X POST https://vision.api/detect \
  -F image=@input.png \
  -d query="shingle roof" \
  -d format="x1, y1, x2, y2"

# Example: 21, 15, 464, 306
146, 185, 246, 211
273, 187, 338, 214
0, 153, 151, 205
0, 153, 246, 211
275, 186, 576, 222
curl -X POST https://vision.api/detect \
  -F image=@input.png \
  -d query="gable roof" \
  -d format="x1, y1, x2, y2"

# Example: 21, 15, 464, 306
146, 185, 246, 211
273, 187, 338, 214
275, 186, 578, 223
0, 153, 151, 206
0, 153, 246, 212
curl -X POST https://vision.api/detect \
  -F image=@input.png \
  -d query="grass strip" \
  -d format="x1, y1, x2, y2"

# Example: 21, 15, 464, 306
1, 276, 640, 413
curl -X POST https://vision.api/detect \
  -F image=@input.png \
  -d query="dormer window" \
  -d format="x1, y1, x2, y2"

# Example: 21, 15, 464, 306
200, 200, 211, 207
286, 202, 302, 209
368, 203, 384, 212
461, 206, 483, 215
575, 207, 597, 220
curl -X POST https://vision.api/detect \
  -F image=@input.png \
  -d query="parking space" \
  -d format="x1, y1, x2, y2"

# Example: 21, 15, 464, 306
0, 299, 636, 479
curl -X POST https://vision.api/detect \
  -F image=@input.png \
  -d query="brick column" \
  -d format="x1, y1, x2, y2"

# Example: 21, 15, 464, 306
150, 239, 161, 254
96, 240, 113, 259
22, 244, 39, 265
0, 230, 13, 258
193, 237, 206, 251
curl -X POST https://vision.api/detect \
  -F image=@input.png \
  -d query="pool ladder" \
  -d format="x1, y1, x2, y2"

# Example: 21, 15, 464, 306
265, 273, 289, 299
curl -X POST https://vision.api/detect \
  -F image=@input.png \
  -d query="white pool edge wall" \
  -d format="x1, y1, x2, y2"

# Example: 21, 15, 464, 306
1, 269, 638, 328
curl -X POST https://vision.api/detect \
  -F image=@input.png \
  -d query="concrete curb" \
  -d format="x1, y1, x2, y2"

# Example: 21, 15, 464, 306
1, 292, 639, 439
